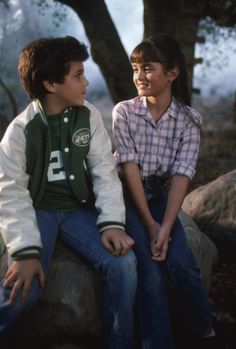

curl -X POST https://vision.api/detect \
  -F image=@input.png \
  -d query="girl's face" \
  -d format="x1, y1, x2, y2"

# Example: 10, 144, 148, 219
132, 62, 176, 99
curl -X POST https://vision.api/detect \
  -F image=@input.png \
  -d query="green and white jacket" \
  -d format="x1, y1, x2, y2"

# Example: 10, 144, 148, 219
0, 100, 125, 259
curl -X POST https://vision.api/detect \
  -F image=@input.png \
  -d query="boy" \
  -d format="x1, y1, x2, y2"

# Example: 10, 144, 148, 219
0, 36, 137, 349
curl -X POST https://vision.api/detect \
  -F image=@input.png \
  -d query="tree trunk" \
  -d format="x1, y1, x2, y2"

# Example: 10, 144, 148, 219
56, 0, 136, 103
233, 91, 236, 124
143, 0, 206, 99
55, 0, 236, 104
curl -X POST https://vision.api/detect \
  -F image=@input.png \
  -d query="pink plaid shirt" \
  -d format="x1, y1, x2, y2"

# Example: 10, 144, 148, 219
112, 96, 202, 180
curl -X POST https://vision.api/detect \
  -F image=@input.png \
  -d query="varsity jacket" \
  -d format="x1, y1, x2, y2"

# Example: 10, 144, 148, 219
0, 100, 125, 259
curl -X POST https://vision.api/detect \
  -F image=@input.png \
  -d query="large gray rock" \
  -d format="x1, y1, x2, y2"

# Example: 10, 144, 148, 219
42, 242, 102, 337
178, 210, 218, 291
0, 209, 218, 342
39, 213, 218, 337
182, 170, 236, 252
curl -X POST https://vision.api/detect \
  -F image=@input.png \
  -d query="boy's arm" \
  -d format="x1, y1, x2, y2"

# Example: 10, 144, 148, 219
85, 102, 127, 234
0, 120, 42, 260
0, 120, 44, 302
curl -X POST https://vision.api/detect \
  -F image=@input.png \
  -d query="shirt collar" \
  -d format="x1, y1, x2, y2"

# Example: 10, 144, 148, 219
139, 97, 180, 119
134, 96, 180, 122
167, 97, 180, 120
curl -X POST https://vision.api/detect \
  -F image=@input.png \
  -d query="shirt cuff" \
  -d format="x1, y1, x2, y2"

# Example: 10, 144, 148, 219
97, 221, 125, 233
171, 163, 196, 180
12, 246, 41, 261
115, 152, 138, 164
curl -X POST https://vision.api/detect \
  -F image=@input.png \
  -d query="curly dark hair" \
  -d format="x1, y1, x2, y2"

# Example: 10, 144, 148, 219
18, 36, 89, 101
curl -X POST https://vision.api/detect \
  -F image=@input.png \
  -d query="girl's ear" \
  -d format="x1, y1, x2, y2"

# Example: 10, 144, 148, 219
43, 80, 56, 93
167, 67, 179, 82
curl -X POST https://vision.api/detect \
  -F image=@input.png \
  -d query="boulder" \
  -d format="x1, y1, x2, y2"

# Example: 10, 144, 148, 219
0, 209, 218, 343
182, 170, 236, 253
178, 210, 218, 291
42, 242, 102, 337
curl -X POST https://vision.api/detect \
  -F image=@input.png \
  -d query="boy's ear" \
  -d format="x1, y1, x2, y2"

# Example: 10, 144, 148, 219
167, 67, 179, 82
43, 80, 56, 93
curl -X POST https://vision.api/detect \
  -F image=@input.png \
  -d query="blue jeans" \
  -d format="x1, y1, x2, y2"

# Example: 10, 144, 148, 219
0, 207, 137, 349
123, 183, 213, 349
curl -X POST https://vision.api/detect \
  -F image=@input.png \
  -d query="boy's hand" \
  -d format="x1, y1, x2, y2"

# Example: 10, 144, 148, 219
101, 229, 134, 256
3, 259, 45, 304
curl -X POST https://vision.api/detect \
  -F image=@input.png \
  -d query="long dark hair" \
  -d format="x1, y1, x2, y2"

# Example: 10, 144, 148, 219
130, 34, 191, 106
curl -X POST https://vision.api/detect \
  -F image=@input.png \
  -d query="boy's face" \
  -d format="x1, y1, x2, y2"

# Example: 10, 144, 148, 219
48, 61, 89, 111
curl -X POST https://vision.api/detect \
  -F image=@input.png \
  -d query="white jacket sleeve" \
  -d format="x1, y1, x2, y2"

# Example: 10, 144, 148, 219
84, 101, 125, 231
0, 119, 42, 258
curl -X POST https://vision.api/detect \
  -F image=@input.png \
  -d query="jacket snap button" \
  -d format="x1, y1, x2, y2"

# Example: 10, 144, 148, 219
64, 147, 69, 152
69, 174, 75, 180
64, 117, 69, 123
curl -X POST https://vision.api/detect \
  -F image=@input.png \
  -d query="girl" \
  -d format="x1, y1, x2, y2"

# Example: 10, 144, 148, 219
112, 34, 215, 348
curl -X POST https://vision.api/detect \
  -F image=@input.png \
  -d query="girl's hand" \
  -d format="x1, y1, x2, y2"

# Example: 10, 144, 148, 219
151, 226, 171, 262
146, 221, 170, 261
145, 220, 161, 242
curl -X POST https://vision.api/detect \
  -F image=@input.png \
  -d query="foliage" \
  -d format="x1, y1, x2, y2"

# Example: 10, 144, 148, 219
207, 0, 236, 27
32, 0, 68, 27
0, 0, 9, 8
197, 17, 236, 71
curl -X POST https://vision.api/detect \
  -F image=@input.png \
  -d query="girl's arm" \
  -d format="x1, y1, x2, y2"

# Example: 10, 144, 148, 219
122, 162, 161, 242
151, 174, 189, 261
151, 108, 202, 261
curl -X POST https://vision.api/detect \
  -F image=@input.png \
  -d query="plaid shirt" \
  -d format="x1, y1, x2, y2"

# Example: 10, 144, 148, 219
112, 96, 202, 180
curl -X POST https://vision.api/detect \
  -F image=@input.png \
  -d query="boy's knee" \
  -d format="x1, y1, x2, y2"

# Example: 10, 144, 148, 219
117, 250, 137, 275
103, 250, 137, 286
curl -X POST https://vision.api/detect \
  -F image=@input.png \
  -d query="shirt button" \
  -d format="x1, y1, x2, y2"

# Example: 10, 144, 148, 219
81, 200, 86, 203
69, 174, 75, 180
64, 117, 69, 123
64, 147, 69, 153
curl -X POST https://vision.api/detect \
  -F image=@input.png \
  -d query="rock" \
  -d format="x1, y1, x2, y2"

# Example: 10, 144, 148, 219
0, 211, 218, 344
182, 170, 236, 253
49, 343, 86, 349
42, 242, 102, 337
178, 210, 218, 291
0, 240, 103, 347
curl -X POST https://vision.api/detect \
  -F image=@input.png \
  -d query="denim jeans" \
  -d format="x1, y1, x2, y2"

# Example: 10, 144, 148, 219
123, 182, 213, 349
0, 207, 137, 349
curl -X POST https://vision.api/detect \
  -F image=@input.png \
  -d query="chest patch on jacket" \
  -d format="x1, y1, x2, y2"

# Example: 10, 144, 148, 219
72, 128, 90, 147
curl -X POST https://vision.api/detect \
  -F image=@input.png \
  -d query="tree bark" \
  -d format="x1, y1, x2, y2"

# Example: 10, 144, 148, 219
55, 0, 236, 104
56, 0, 136, 103
143, 0, 206, 97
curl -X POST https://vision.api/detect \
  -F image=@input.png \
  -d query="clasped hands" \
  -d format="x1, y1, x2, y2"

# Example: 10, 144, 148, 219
146, 221, 171, 262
